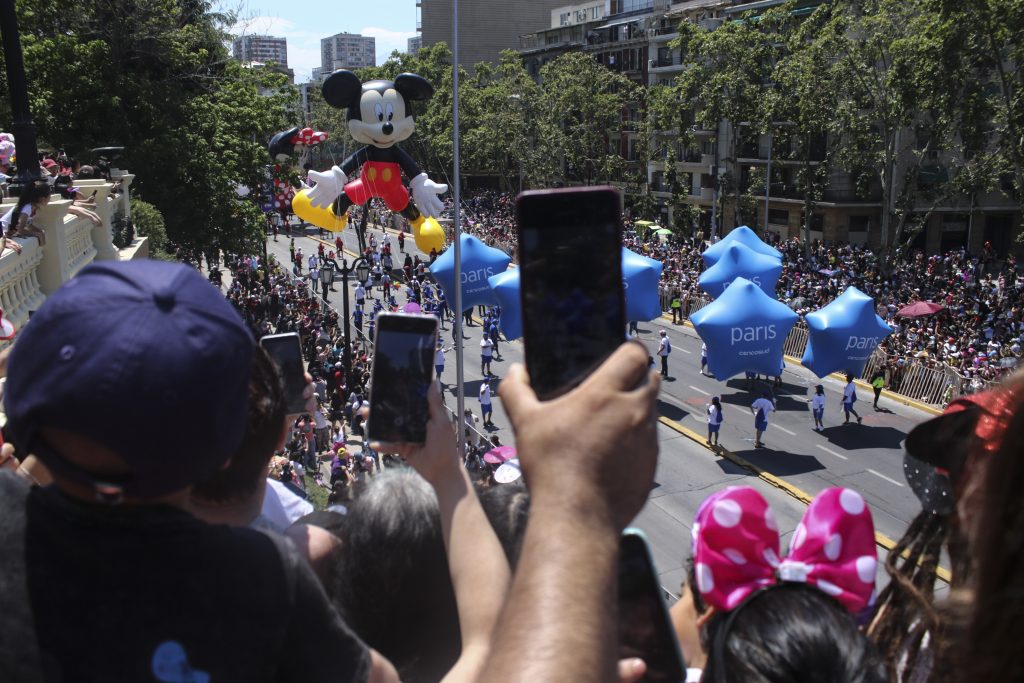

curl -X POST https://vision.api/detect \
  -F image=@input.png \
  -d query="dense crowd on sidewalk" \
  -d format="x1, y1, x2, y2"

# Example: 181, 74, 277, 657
421, 189, 1023, 384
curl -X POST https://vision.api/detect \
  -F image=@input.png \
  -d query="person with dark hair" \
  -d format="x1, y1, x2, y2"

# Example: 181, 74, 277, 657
750, 391, 775, 448
706, 396, 723, 446
949, 373, 1024, 682
0, 178, 50, 251
870, 370, 886, 410
0, 260, 399, 682
842, 373, 863, 424
189, 346, 317, 532
868, 377, 1024, 681
682, 486, 888, 683
811, 384, 826, 431
477, 482, 530, 567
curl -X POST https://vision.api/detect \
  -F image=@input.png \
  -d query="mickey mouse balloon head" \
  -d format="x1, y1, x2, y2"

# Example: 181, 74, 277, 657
293, 70, 448, 253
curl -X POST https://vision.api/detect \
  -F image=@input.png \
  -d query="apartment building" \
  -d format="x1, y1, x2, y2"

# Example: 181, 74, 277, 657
321, 32, 376, 72
232, 35, 288, 67
419, 0, 567, 69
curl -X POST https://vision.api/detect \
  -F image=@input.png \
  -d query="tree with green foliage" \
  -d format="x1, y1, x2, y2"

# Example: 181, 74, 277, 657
538, 52, 638, 186
672, 13, 779, 230
1, 0, 294, 254
461, 50, 558, 190
130, 197, 168, 255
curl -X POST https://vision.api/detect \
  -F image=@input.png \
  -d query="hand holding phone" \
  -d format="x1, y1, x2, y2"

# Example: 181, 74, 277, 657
618, 529, 687, 682
366, 313, 438, 444
260, 332, 309, 414
516, 186, 625, 400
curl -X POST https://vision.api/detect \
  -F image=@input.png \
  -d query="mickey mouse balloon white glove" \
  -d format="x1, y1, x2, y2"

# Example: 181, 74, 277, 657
307, 166, 348, 208
410, 172, 448, 219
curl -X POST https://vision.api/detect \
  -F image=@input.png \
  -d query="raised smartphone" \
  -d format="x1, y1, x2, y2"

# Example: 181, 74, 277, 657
516, 186, 625, 400
366, 313, 439, 444
259, 332, 308, 415
619, 529, 687, 683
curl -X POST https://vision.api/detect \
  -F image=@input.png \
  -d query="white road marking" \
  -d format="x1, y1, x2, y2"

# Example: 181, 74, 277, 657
689, 385, 711, 395
774, 425, 797, 436
677, 347, 692, 354
868, 469, 905, 487
816, 444, 848, 460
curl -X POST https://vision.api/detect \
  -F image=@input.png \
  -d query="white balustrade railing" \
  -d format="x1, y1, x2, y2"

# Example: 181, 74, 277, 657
0, 173, 134, 348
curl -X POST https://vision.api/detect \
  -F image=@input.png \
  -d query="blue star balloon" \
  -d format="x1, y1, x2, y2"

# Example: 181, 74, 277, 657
702, 226, 782, 268
690, 278, 799, 380
487, 269, 523, 340
801, 287, 892, 378
429, 233, 512, 310
698, 242, 782, 300
622, 247, 664, 322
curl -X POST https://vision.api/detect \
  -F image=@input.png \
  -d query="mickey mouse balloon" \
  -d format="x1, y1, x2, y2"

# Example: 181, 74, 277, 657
690, 278, 799, 379
294, 70, 448, 253
801, 287, 892, 378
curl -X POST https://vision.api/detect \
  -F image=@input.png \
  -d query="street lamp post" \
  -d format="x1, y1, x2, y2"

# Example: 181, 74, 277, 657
318, 263, 333, 307
338, 256, 371, 392
0, 0, 41, 194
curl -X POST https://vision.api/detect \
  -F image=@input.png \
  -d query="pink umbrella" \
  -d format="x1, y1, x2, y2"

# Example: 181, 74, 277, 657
896, 301, 945, 318
403, 301, 422, 314
483, 445, 516, 465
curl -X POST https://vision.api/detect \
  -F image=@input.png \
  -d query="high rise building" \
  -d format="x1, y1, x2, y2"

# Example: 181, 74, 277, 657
321, 32, 376, 72
418, 0, 568, 68
407, 36, 422, 54
231, 35, 288, 67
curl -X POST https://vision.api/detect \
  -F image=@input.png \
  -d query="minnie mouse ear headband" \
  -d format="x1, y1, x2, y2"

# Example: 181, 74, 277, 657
692, 486, 877, 614
903, 382, 1022, 515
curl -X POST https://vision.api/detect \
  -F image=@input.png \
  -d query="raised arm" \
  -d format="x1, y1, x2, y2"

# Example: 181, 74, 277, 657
479, 342, 661, 683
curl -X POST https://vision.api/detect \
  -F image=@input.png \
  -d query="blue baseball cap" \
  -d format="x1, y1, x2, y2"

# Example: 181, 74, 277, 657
5, 260, 254, 500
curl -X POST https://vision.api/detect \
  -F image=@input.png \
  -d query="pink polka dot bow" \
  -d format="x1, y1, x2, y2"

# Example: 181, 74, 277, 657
291, 127, 328, 147
691, 486, 877, 613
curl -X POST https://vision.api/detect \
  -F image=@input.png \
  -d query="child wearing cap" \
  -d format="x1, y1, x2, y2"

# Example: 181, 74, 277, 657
0, 260, 393, 682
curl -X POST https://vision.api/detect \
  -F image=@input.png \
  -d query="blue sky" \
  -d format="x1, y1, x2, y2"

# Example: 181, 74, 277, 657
221, 0, 418, 82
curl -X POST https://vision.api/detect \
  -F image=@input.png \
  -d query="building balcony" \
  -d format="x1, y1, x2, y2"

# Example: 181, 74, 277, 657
0, 174, 140, 349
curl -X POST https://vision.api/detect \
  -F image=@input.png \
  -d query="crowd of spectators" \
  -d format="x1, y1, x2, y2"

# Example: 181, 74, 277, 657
0, 228, 1021, 682
219, 249, 508, 509
0, 150, 122, 256
412, 190, 1024, 388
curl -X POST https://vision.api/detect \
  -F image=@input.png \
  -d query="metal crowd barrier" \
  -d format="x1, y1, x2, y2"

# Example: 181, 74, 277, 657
658, 297, 1015, 407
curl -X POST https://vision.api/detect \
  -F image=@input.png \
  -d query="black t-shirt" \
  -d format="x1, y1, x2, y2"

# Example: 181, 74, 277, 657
0, 472, 370, 683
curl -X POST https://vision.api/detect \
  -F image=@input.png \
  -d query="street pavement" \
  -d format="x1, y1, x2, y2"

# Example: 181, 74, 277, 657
265, 222, 941, 592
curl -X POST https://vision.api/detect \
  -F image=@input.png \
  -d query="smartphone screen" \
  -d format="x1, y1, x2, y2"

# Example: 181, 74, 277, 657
618, 529, 687, 683
259, 332, 308, 414
516, 186, 625, 400
366, 313, 438, 444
